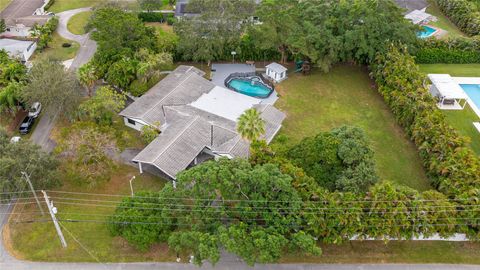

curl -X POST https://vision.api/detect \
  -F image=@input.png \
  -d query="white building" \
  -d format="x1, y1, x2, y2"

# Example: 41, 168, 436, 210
0, 38, 37, 62
265, 62, 287, 83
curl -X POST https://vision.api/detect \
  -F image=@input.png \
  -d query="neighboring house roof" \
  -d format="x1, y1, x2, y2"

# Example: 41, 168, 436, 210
394, 0, 428, 13
0, 38, 35, 58
0, 0, 49, 27
124, 65, 286, 179
404, 9, 433, 25
266, 62, 287, 73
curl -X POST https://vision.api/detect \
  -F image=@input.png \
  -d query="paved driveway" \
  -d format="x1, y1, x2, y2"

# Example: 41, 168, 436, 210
30, 8, 97, 152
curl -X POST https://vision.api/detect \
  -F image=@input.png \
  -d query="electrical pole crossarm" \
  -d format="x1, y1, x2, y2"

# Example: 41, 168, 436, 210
41, 190, 67, 248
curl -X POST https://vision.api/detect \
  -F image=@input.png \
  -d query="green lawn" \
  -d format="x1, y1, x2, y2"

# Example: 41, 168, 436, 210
281, 241, 480, 264
67, 11, 92, 35
7, 165, 172, 262
426, 0, 466, 38
419, 64, 480, 77
0, 0, 12, 12
31, 33, 80, 62
443, 105, 480, 155
275, 65, 430, 191
47, 0, 104, 13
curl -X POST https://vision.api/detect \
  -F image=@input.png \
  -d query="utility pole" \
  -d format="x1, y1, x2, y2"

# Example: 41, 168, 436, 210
42, 190, 67, 248
21, 171, 44, 216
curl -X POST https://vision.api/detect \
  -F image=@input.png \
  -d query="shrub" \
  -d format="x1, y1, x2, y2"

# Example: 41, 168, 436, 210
166, 15, 175, 26
138, 12, 164, 22
141, 123, 160, 144
415, 37, 480, 63
371, 44, 480, 197
288, 126, 378, 193
434, 0, 480, 36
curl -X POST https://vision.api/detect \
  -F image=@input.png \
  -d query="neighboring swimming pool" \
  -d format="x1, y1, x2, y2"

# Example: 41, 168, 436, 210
461, 84, 480, 110
417, 25, 437, 38
226, 76, 273, 98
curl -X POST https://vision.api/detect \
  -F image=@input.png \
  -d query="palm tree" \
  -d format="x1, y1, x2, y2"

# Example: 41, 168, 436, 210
0, 82, 22, 113
237, 108, 266, 142
78, 63, 98, 97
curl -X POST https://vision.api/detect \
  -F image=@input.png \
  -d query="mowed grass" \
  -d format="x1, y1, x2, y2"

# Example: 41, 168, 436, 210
47, 0, 105, 13
7, 166, 173, 262
419, 64, 480, 77
275, 65, 430, 190
281, 241, 480, 264
67, 11, 92, 35
426, 0, 466, 38
31, 32, 80, 62
443, 104, 480, 155
0, 0, 12, 12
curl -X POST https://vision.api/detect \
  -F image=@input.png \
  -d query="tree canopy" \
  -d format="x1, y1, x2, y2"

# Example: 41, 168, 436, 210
22, 59, 82, 117
0, 129, 60, 198
288, 126, 378, 193
174, 0, 256, 64
237, 108, 265, 142
110, 158, 321, 265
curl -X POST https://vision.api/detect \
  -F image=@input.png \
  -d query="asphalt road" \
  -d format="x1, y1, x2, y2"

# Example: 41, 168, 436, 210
30, 8, 97, 152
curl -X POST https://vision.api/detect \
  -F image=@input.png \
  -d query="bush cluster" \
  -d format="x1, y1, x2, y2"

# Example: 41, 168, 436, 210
415, 37, 480, 63
288, 126, 378, 193
434, 0, 480, 36
138, 12, 165, 23
371, 44, 480, 197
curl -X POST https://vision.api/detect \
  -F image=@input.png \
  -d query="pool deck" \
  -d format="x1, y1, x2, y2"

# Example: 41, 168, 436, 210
211, 63, 279, 105
453, 77, 480, 118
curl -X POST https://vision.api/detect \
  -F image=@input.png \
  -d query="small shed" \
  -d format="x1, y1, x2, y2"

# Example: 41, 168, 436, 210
0, 38, 37, 62
265, 62, 287, 83
428, 74, 468, 109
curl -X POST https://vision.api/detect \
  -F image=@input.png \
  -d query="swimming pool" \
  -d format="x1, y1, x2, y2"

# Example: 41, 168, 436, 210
227, 77, 273, 98
461, 84, 480, 110
417, 25, 437, 38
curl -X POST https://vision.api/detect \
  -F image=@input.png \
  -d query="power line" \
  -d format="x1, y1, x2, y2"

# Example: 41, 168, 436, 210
43, 190, 480, 204
47, 196, 470, 211
50, 200, 480, 215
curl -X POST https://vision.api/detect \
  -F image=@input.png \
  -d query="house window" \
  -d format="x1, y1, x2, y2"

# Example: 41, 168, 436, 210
127, 118, 136, 125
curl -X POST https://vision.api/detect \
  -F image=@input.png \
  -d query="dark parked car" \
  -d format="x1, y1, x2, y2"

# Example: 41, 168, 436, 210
19, 116, 35, 135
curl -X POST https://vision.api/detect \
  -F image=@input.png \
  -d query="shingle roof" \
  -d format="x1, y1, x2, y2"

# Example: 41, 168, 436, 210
0, 0, 50, 27
119, 65, 212, 125
124, 65, 285, 179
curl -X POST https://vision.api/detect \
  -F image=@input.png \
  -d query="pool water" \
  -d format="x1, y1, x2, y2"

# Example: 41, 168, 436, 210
417, 25, 436, 38
461, 84, 480, 109
228, 78, 273, 98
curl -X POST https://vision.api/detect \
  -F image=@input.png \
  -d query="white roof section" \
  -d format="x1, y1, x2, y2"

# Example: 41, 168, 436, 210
0, 38, 35, 56
428, 74, 468, 99
405, 9, 432, 24
190, 86, 260, 121
266, 62, 287, 73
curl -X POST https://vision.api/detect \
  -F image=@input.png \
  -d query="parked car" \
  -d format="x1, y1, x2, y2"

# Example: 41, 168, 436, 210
19, 116, 35, 135
10, 136, 21, 143
28, 102, 42, 118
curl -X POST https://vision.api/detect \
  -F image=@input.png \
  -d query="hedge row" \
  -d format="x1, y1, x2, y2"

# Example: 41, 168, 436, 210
44, 0, 55, 10
371, 44, 480, 198
434, 0, 480, 36
138, 12, 175, 23
415, 37, 480, 63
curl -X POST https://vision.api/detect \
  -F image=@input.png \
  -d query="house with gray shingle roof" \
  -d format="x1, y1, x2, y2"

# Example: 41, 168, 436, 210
0, 0, 52, 37
120, 65, 285, 179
